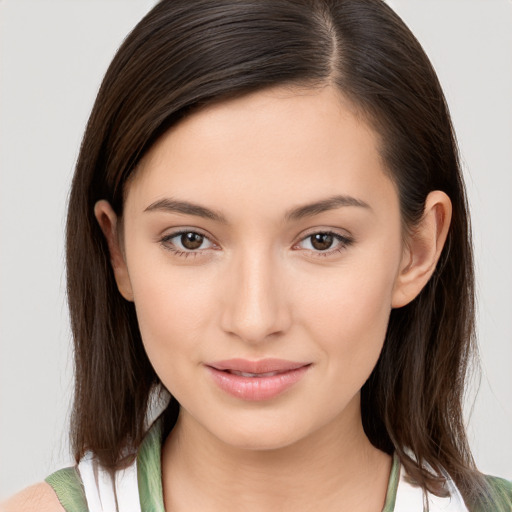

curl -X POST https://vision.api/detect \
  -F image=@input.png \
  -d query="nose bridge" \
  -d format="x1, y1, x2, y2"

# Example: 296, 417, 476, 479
221, 244, 289, 343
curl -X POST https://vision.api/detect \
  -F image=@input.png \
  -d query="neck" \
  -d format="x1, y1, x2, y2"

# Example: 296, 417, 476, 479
161, 397, 392, 512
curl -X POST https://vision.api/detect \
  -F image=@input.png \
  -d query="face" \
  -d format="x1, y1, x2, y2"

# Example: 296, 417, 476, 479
105, 86, 411, 450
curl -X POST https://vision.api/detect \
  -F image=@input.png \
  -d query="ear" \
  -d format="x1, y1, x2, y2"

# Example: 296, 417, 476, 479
94, 200, 134, 302
392, 191, 452, 308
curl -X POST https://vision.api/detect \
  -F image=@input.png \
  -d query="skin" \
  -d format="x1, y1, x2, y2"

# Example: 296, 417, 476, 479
3, 85, 451, 512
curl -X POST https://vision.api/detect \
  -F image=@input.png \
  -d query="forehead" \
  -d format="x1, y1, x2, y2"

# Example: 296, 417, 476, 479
124, 85, 396, 219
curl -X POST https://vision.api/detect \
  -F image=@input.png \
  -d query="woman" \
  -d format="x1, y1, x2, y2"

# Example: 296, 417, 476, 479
3, 0, 511, 510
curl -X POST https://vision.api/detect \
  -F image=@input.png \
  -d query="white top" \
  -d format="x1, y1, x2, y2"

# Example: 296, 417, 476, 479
78, 454, 141, 512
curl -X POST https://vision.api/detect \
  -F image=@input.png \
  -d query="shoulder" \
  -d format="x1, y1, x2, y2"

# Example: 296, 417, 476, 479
1, 466, 89, 512
445, 472, 512, 512
454, 474, 512, 512
0, 482, 64, 512
475, 475, 512, 511
485, 474, 512, 494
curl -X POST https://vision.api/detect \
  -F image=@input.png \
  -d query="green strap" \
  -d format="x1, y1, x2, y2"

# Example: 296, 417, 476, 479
382, 453, 401, 511
137, 418, 166, 511
45, 466, 88, 512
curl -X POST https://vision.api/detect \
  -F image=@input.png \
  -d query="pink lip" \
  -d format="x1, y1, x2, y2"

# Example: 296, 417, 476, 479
205, 358, 311, 401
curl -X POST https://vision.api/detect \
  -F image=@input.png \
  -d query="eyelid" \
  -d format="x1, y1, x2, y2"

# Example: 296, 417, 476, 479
159, 228, 218, 256
293, 229, 354, 256
158, 225, 216, 243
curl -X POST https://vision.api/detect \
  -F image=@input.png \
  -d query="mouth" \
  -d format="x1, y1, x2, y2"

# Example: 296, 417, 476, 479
222, 370, 285, 378
205, 359, 311, 401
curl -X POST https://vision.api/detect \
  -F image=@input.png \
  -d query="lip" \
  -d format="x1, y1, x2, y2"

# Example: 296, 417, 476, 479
205, 358, 311, 401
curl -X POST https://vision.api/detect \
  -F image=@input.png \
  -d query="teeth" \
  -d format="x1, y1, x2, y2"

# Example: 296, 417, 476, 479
229, 370, 280, 377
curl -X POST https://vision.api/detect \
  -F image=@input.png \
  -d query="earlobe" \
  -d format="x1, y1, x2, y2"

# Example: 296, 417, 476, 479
391, 191, 452, 308
94, 200, 134, 302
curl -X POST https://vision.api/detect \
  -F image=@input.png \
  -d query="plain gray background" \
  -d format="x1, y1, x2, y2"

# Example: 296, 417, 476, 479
1, 0, 511, 499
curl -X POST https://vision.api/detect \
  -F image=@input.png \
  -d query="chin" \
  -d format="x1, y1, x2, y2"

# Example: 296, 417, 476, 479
204, 411, 316, 452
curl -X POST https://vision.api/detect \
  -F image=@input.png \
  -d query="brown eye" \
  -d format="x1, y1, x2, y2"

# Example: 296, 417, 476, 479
181, 232, 204, 250
160, 230, 215, 256
310, 233, 334, 251
295, 231, 353, 256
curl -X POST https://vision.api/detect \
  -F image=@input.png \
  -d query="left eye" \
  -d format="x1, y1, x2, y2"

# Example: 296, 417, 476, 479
162, 231, 214, 252
298, 232, 351, 252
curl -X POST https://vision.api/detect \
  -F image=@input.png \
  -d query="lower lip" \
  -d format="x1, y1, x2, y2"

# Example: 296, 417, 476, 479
206, 365, 310, 401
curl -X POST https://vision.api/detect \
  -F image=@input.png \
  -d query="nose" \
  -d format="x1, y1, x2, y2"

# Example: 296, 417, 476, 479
220, 249, 292, 344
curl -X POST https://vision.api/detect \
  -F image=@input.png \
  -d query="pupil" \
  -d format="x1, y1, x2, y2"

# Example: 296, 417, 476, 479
311, 233, 333, 251
181, 232, 203, 250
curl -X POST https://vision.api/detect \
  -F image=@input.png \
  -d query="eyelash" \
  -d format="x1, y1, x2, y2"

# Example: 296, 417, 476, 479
295, 231, 354, 257
159, 230, 353, 258
159, 230, 214, 259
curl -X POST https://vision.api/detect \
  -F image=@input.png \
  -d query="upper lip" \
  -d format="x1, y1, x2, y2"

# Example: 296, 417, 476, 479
207, 358, 310, 374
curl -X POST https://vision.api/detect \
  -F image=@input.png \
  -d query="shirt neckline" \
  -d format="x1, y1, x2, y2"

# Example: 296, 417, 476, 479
137, 416, 402, 512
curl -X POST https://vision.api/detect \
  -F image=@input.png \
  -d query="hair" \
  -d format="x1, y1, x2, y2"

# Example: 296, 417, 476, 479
66, 0, 492, 507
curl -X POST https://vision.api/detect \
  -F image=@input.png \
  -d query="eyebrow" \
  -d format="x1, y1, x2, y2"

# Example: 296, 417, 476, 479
144, 198, 228, 223
284, 194, 371, 221
144, 194, 370, 223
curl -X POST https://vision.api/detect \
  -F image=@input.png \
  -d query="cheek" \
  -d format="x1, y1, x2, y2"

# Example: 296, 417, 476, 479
128, 259, 217, 377
296, 254, 398, 376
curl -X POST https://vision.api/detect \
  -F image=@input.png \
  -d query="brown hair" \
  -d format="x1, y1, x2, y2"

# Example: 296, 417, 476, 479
66, 0, 491, 505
